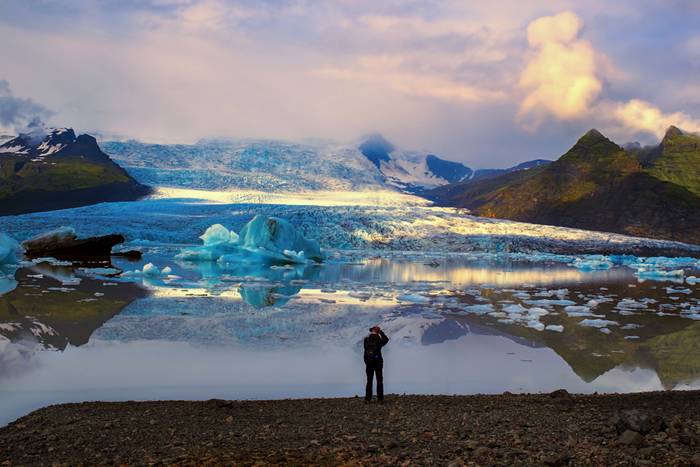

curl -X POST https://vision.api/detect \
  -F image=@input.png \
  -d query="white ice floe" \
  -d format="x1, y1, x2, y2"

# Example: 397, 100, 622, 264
635, 268, 685, 282
545, 324, 564, 332
564, 305, 597, 317
666, 287, 692, 295
579, 318, 619, 328
396, 293, 431, 304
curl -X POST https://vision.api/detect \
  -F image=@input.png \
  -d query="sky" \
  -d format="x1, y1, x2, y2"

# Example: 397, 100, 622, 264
1, 0, 700, 168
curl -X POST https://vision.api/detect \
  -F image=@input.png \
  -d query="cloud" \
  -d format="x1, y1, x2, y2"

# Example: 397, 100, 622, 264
517, 10, 700, 140
611, 99, 700, 136
317, 55, 507, 103
0, 79, 53, 134
1, 1, 699, 165
517, 11, 602, 127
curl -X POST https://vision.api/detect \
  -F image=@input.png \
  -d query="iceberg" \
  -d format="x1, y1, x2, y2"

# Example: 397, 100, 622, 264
572, 255, 613, 271
0, 233, 21, 265
177, 216, 323, 265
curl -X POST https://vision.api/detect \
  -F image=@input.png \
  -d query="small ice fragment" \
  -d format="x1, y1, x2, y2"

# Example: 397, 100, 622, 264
396, 293, 430, 303
599, 328, 611, 334
545, 324, 564, 332
579, 318, 619, 328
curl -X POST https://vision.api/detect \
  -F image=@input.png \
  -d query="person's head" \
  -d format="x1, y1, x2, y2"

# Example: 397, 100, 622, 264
369, 326, 381, 334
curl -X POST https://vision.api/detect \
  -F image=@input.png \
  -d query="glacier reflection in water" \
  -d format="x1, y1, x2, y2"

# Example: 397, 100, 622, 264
1, 253, 699, 426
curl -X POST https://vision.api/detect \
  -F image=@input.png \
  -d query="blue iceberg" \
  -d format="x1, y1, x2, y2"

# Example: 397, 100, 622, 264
177, 215, 323, 265
0, 233, 21, 265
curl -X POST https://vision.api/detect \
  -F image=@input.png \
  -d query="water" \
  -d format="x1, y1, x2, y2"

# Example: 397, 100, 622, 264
1, 249, 700, 426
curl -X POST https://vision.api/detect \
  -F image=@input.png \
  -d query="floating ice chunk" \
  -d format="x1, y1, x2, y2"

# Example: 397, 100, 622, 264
621, 323, 643, 330
142, 263, 162, 276
32, 257, 72, 266
579, 318, 619, 328
564, 305, 595, 317
503, 304, 528, 315
162, 266, 172, 275
456, 304, 493, 315
616, 299, 648, 311
666, 287, 691, 295
573, 256, 613, 271
527, 307, 549, 317
636, 268, 685, 282
397, 293, 430, 303
178, 216, 323, 265
624, 335, 640, 339
200, 224, 239, 246
0, 233, 22, 265
687, 276, 700, 285
524, 299, 576, 307
545, 324, 564, 332
526, 320, 545, 331
599, 328, 612, 334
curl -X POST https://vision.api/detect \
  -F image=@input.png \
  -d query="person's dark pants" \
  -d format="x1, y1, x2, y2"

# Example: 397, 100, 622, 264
365, 359, 384, 401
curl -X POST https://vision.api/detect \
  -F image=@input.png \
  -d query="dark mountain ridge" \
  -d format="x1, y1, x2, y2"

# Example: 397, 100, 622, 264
0, 127, 151, 216
429, 127, 700, 244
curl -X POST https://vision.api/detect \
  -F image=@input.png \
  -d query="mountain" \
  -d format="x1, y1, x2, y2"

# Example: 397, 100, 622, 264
469, 159, 551, 182
429, 128, 700, 244
644, 126, 700, 196
358, 134, 473, 192
104, 138, 388, 192
104, 135, 475, 194
0, 128, 150, 216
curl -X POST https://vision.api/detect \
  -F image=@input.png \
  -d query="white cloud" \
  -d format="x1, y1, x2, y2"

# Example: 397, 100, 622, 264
517, 11, 602, 127
611, 99, 700, 136
517, 10, 700, 140
317, 55, 507, 103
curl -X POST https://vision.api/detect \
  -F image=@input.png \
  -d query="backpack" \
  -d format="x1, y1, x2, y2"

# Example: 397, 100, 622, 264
364, 334, 381, 361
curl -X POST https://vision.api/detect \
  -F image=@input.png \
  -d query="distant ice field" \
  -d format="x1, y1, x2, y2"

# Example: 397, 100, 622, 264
1, 188, 698, 257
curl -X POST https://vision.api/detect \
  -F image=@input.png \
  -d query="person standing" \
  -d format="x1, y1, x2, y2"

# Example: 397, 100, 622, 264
363, 326, 389, 403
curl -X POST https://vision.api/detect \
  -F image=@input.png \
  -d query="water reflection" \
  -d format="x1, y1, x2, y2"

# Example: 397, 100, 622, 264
0, 264, 147, 351
1, 254, 700, 426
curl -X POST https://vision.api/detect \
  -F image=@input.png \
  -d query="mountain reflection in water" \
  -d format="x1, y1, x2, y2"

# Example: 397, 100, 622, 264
0, 254, 699, 426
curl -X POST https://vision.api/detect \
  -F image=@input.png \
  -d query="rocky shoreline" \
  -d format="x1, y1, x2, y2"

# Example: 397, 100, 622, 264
2, 391, 700, 466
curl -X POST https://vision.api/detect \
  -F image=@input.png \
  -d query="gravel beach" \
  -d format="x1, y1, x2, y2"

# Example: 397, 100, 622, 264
2, 391, 700, 466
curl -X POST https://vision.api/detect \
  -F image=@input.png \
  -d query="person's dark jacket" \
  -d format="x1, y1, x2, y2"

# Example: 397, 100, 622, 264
363, 331, 389, 363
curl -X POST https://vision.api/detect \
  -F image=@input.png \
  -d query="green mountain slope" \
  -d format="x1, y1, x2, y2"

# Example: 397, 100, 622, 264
645, 126, 700, 196
0, 128, 151, 215
429, 128, 700, 244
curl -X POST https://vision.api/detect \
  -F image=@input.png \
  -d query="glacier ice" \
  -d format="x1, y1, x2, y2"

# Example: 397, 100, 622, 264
0, 233, 21, 265
178, 215, 323, 265
572, 256, 613, 271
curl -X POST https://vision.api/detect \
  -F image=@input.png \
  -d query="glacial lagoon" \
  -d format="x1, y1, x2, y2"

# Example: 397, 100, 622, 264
2, 248, 700, 426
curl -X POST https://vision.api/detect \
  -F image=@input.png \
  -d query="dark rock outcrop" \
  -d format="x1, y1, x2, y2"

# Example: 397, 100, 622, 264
22, 228, 125, 259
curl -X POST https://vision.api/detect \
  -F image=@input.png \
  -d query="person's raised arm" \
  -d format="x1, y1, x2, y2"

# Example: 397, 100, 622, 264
379, 330, 389, 345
